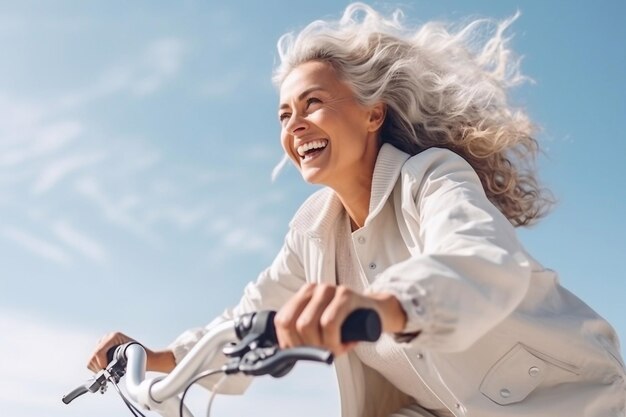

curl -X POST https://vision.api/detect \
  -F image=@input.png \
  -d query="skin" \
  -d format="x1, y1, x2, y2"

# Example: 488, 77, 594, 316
87, 331, 175, 373
87, 60, 407, 373
278, 60, 381, 223
275, 61, 406, 355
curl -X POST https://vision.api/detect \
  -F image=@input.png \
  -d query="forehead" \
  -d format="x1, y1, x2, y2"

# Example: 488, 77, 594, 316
279, 61, 345, 103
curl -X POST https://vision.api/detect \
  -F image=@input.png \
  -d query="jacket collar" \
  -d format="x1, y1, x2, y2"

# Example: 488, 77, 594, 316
290, 143, 411, 238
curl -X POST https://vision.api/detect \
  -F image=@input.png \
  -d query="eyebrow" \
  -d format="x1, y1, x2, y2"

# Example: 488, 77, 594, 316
279, 86, 327, 110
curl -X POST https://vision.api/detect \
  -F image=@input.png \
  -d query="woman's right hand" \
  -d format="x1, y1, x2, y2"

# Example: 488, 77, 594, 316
87, 331, 177, 374
87, 331, 137, 372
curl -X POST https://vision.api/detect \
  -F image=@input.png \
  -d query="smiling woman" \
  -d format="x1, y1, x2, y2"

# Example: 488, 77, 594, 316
278, 60, 384, 224
88, 3, 626, 417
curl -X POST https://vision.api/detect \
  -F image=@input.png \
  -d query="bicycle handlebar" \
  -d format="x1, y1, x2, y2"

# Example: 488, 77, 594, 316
62, 308, 382, 417
236, 308, 381, 345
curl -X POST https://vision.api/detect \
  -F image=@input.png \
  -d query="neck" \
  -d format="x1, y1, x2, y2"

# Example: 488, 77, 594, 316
331, 156, 376, 230
335, 183, 371, 231
327, 136, 380, 231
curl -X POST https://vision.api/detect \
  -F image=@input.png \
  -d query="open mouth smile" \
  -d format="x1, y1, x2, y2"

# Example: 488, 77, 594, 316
297, 139, 328, 160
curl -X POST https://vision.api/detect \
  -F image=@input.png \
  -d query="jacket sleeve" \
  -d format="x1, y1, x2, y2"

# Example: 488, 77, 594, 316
167, 227, 307, 393
368, 149, 532, 352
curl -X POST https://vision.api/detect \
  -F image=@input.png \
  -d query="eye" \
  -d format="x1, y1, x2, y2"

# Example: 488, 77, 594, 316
279, 112, 291, 123
306, 97, 321, 108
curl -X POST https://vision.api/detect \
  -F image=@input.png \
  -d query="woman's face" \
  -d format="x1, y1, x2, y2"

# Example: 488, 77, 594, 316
278, 60, 382, 189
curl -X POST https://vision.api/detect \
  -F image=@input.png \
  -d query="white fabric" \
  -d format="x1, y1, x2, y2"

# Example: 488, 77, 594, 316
389, 404, 439, 417
336, 210, 452, 416
170, 144, 626, 417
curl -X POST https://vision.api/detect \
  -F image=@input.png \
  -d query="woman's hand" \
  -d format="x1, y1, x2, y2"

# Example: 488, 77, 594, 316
87, 331, 176, 374
273, 283, 407, 356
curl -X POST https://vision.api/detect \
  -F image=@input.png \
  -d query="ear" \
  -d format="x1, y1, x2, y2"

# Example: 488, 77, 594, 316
367, 102, 386, 133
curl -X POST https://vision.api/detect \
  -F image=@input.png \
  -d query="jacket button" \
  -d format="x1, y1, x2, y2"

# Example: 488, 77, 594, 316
499, 388, 511, 398
529, 366, 540, 377
357, 236, 366, 244
416, 353, 423, 359
368, 262, 376, 270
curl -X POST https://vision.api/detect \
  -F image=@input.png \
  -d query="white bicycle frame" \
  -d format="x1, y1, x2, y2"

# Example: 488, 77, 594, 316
122, 320, 237, 417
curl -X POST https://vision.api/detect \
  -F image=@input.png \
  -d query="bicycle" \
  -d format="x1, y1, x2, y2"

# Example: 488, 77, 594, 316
62, 309, 382, 417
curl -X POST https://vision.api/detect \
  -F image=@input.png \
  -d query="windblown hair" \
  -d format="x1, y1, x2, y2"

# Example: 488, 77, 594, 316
273, 3, 553, 227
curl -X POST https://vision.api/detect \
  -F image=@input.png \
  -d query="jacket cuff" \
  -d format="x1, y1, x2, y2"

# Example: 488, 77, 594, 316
367, 277, 431, 344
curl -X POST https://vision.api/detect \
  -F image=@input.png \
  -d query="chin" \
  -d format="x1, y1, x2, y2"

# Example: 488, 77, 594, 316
299, 167, 326, 185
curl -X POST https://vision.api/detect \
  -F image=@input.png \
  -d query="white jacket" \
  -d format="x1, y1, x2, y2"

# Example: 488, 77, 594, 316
170, 144, 626, 417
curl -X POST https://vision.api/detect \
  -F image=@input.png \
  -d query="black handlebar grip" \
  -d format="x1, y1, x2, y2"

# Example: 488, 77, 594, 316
340, 308, 381, 343
106, 345, 120, 364
233, 308, 382, 349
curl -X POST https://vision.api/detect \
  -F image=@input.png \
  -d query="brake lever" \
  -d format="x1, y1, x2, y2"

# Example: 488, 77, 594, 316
62, 353, 128, 404
225, 309, 380, 378
62, 369, 109, 404
237, 345, 333, 377
62, 384, 90, 404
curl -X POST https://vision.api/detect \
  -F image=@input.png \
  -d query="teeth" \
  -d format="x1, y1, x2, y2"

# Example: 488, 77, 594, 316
297, 139, 328, 157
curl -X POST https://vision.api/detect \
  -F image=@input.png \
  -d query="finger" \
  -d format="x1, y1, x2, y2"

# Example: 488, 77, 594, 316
95, 348, 109, 370
88, 338, 109, 371
274, 283, 315, 348
319, 286, 359, 354
87, 359, 98, 373
296, 284, 337, 346
88, 353, 103, 372
96, 335, 117, 367
87, 332, 132, 372
91, 345, 109, 371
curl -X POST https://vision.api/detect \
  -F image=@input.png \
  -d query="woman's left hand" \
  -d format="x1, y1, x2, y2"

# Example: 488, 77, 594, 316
273, 283, 407, 356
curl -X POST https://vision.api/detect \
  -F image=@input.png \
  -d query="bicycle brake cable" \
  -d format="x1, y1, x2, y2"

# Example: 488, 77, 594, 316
107, 374, 148, 417
179, 368, 226, 417
206, 374, 228, 417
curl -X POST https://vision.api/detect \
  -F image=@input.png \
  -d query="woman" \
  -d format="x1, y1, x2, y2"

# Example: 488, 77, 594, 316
89, 4, 626, 416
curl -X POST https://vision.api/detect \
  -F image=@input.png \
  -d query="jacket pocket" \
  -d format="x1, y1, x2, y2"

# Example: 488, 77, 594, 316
479, 343, 578, 405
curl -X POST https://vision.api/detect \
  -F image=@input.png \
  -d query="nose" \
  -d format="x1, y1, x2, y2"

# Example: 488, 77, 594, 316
285, 113, 308, 136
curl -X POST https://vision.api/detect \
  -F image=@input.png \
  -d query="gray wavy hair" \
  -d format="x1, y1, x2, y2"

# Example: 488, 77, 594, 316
272, 2, 553, 227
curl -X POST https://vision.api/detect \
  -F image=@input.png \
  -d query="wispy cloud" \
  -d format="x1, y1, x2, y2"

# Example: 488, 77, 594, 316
208, 218, 275, 261
0, 121, 83, 167
1, 226, 72, 266
204, 190, 286, 261
199, 69, 246, 98
32, 151, 106, 194
74, 177, 161, 246
56, 67, 131, 109
57, 37, 187, 108
223, 227, 274, 252
132, 38, 186, 96
108, 142, 162, 176
145, 204, 212, 230
0, 94, 46, 146
51, 221, 108, 264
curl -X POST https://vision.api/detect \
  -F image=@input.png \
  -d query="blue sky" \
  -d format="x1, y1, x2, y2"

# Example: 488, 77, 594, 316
0, 1, 624, 416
